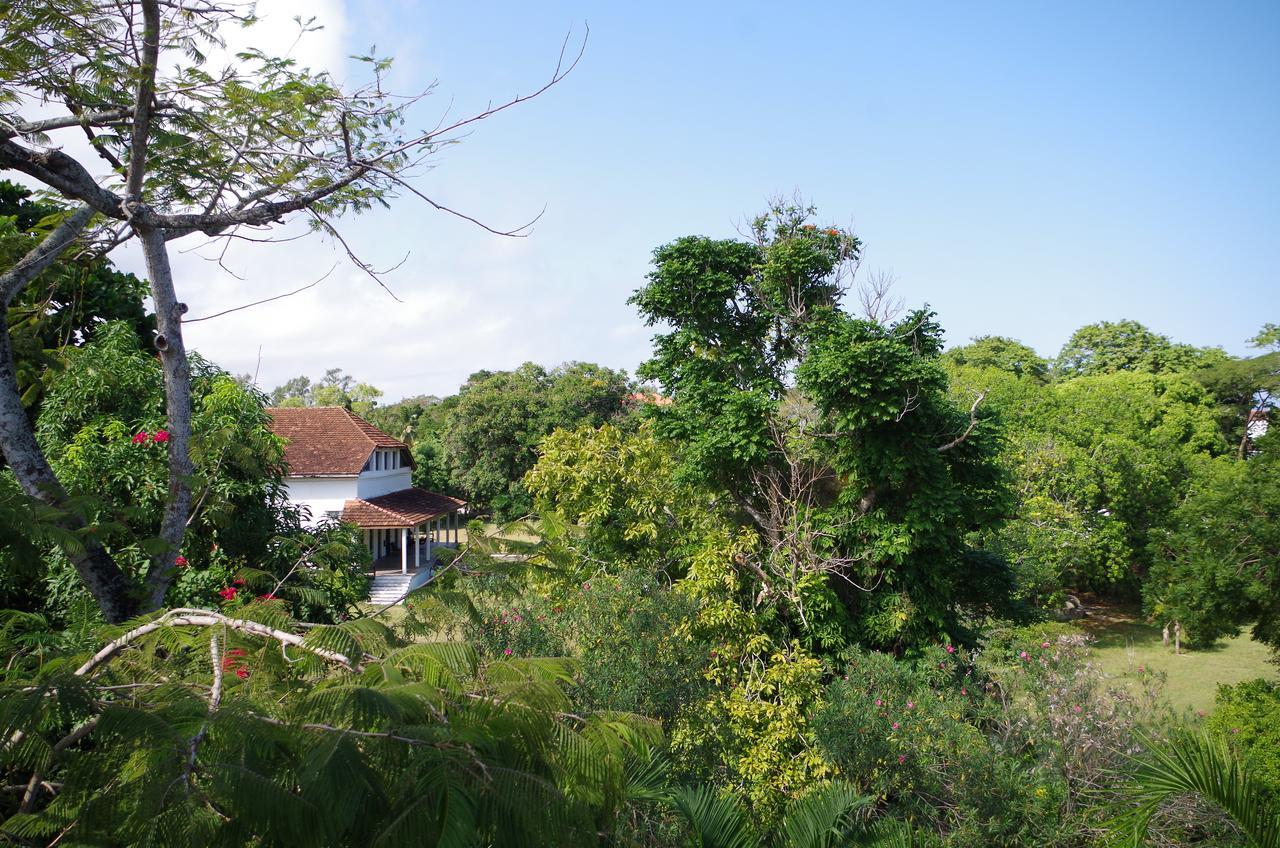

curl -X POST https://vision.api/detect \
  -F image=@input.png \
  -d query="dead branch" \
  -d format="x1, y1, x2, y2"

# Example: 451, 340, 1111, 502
937, 391, 987, 453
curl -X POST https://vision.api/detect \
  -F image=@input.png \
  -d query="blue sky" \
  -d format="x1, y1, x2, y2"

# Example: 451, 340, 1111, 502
168, 0, 1278, 400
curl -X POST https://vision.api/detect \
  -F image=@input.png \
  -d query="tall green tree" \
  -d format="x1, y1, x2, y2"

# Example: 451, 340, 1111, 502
943, 335, 1049, 382
444, 362, 631, 518
1054, 319, 1225, 379
631, 201, 1013, 650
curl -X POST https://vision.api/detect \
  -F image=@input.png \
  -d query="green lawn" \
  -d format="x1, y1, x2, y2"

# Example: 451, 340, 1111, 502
1077, 608, 1278, 715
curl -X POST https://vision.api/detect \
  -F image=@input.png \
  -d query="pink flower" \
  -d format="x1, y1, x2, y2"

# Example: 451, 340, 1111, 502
898, 755, 906, 764
1041, 641, 1051, 649
961, 688, 968, 696
1073, 704, 1082, 714
152, 429, 170, 443
131, 431, 149, 444
945, 644, 955, 654
891, 721, 900, 730
874, 698, 883, 707
218, 586, 237, 600
582, 582, 591, 590
503, 648, 512, 656
1231, 727, 1240, 734
710, 650, 718, 658
906, 701, 915, 710
174, 555, 188, 567
1137, 666, 1145, 673
1019, 651, 1029, 660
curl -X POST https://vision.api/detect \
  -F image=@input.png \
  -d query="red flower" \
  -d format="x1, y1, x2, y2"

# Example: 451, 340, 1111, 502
152, 429, 170, 443
235, 667, 250, 679
898, 754, 906, 764
174, 555, 188, 567
218, 586, 237, 600
226, 648, 246, 658
131, 431, 149, 444
827, 228, 839, 236
232, 577, 245, 586
503, 648, 512, 656
258, 593, 277, 601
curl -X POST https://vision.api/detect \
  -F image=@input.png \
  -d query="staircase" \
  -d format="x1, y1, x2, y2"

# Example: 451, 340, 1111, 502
367, 573, 413, 606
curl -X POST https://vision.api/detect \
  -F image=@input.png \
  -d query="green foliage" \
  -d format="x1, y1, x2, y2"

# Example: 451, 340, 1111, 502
1192, 350, 1280, 453
527, 422, 698, 570
815, 647, 1057, 846
1054, 319, 1226, 380
0, 182, 154, 414
943, 335, 1050, 382
444, 362, 631, 518
269, 367, 384, 416
631, 201, 1014, 652
0, 605, 660, 846
953, 366, 1227, 599
1208, 679, 1280, 812
1145, 445, 1280, 649
1109, 732, 1278, 848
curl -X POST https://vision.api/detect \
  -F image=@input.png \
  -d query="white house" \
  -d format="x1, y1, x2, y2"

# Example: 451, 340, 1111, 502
267, 406, 465, 574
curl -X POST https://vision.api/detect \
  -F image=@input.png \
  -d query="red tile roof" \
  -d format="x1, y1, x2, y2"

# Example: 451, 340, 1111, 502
341, 488, 466, 528
267, 407, 410, 476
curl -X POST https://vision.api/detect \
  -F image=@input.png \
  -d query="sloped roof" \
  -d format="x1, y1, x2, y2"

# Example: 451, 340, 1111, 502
266, 407, 409, 476
342, 488, 466, 528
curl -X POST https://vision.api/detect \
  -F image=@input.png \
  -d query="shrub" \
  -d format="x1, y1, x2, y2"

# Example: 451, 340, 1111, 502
1207, 678, 1280, 809
814, 646, 1058, 847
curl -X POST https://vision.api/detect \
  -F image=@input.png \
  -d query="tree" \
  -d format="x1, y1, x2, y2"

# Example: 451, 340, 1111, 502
1054, 319, 1225, 379
269, 368, 384, 416
943, 335, 1049, 382
28, 322, 292, 618
444, 362, 630, 518
0, 1, 581, 621
630, 201, 1013, 650
1144, 442, 1280, 650
0, 181, 153, 416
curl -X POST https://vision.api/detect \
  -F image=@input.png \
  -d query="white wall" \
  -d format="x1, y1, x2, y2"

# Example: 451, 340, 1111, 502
357, 467, 413, 499
284, 476, 359, 524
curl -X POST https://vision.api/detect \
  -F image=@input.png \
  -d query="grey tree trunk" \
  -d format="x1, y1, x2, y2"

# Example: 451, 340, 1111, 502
138, 225, 194, 609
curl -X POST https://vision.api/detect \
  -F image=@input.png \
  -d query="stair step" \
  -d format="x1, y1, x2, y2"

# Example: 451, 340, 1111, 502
368, 574, 414, 605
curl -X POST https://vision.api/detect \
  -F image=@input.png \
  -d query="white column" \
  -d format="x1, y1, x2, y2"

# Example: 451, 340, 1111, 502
450, 511, 457, 545
400, 527, 408, 574
414, 526, 421, 570
425, 518, 434, 563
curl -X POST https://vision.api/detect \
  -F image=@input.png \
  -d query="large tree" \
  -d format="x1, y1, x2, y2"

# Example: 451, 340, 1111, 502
1053, 319, 1225, 379
444, 361, 630, 518
0, 1, 580, 621
630, 201, 1012, 649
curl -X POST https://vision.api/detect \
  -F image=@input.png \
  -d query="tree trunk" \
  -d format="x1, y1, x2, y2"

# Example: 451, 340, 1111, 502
0, 312, 137, 623
138, 225, 194, 610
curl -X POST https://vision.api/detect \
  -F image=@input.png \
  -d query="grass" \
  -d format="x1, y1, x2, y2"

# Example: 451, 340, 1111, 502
1077, 607, 1278, 715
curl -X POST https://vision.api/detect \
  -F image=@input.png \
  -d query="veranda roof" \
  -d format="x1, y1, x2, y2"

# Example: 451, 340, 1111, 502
341, 488, 466, 529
